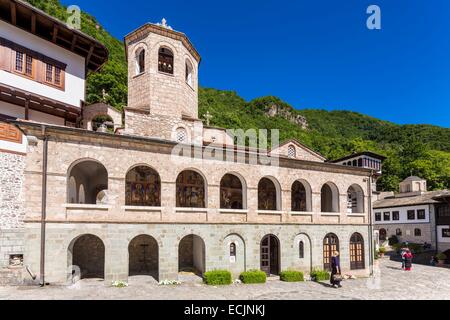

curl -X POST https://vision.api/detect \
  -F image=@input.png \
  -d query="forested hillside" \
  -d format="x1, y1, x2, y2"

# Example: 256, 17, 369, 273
24, 0, 450, 192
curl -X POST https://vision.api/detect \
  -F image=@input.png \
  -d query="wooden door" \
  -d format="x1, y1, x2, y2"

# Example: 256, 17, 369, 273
323, 233, 339, 271
260, 236, 270, 274
350, 233, 365, 270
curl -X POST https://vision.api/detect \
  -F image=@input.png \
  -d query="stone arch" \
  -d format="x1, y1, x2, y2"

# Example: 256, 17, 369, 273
185, 57, 194, 87
220, 172, 247, 209
258, 176, 281, 211
321, 182, 340, 212
68, 234, 105, 280
128, 234, 159, 280
178, 234, 206, 275
125, 165, 161, 206
158, 45, 174, 74
135, 46, 146, 75
223, 233, 246, 277
293, 232, 313, 272
291, 179, 312, 212
67, 159, 108, 204
175, 169, 207, 208
347, 184, 364, 213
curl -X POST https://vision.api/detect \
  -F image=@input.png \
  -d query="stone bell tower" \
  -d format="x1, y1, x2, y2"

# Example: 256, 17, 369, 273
123, 19, 202, 141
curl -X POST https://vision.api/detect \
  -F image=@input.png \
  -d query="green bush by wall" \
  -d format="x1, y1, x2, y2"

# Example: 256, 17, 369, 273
203, 270, 232, 285
280, 270, 304, 282
239, 270, 267, 284
310, 269, 330, 281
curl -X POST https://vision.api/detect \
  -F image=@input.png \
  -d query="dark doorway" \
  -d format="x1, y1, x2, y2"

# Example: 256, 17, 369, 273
71, 234, 105, 279
260, 234, 280, 275
128, 235, 159, 280
323, 233, 339, 271
178, 234, 206, 275
379, 228, 387, 241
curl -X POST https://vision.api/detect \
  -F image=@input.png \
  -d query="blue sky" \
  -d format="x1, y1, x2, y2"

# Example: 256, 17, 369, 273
62, 0, 450, 127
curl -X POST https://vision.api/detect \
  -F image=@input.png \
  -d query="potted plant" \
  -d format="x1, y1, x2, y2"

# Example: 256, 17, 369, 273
436, 253, 447, 266
378, 247, 386, 258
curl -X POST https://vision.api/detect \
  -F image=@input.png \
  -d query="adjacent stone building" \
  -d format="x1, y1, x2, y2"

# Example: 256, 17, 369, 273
1, 1, 381, 285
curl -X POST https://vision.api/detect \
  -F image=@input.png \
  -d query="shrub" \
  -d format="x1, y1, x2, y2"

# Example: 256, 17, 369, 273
374, 250, 379, 260
310, 268, 330, 281
239, 270, 266, 284
203, 270, 232, 285
436, 253, 447, 261
280, 270, 304, 282
388, 235, 399, 246
378, 247, 386, 254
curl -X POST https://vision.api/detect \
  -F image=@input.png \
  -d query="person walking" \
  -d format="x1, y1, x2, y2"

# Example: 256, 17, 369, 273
330, 251, 342, 288
400, 247, 407, 270
404, 249, 413, 271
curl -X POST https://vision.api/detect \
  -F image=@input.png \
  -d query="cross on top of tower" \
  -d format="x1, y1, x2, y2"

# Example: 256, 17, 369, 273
203, 111, 213, 126
157, 18, 173, 30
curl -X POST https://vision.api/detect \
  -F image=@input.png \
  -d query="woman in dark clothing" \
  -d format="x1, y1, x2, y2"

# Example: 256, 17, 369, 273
330, 251, 342, 288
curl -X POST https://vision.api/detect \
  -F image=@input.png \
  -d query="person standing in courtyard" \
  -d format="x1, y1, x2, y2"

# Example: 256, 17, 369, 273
404, 249, 413, 271
330, 251, 342, 288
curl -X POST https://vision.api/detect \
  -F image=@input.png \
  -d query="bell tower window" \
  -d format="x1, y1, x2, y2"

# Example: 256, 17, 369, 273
136, 48, 145, 75
185, 60, 193, 87
158, 47, 174, 74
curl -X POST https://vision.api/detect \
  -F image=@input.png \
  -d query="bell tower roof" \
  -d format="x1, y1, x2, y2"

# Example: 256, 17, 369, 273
124, 21, 201, 63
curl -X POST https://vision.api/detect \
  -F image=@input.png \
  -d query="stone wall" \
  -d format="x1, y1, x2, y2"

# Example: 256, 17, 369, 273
0, 151, 26, 268
24, 222, 371, 284
374, 223, 433, 246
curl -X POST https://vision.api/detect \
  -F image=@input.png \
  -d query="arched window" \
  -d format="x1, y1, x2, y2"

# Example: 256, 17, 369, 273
125, 166, 161, 206
321, 182, 339, 212
67, 160, 108, 204
230, 243, 236, 258
176, 170, 206, 208
220, 174, 244, 209
291, 180, 311, 212
175, 127, 187, 143
299, 241, 304, 259
185, 59, 193, 86
136, 48, 145, 74
347, 184, 364, 213
258, 177, 279, 210
323, 233, 339, 270
287, 145, 296, 158
158, 47, 174, 74
350, 233, 365, 270
414, 228, 422, 236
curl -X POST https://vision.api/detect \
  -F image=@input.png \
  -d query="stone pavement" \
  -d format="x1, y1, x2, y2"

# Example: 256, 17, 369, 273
0, 258, 449, 300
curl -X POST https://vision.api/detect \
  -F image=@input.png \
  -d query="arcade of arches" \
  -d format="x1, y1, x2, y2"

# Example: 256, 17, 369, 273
65, 230, 366, 282
66, 160, 366, 213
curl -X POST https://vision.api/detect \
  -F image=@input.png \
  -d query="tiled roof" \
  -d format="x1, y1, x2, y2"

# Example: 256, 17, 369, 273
373, 190, 449, 209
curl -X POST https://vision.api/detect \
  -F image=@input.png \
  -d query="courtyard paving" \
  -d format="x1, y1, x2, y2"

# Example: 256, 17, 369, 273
0, 258, 449, 300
